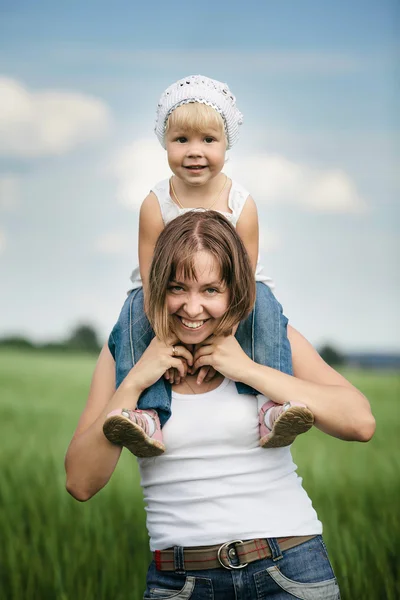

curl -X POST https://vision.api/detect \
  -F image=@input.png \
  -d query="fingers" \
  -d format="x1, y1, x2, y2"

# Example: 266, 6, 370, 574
170, 357, 188, 379
196, 366, 210, 385
204, 367, 217, 383
193, 343, 213, 363
164, 368, 175, 383
196, 366, 217, 384
192, 354, 212, 373
172, 344, 193, 366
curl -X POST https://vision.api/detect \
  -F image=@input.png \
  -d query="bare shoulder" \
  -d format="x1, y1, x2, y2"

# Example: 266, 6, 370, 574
139, 192, 164, 234
140, 192, 164, 226
288, 325, 356, 389
71, 343, 116, 439
239, 194, 258, 214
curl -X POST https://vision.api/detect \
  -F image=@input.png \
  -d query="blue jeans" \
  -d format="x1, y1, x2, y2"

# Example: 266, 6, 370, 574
143, 536, 340, 599
108, 283, 293, 427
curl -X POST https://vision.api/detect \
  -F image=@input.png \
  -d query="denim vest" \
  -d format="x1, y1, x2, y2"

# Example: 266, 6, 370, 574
108, 282, 293, 427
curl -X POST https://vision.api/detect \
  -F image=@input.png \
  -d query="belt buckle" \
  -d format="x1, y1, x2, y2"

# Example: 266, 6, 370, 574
217, 539, 248, 570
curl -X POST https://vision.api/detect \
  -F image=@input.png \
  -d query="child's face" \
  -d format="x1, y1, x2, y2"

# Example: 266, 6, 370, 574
166, 250, 230, 345
165, 124, 227, 188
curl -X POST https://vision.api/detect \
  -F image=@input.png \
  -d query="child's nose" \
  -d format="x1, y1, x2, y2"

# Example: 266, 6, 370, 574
186, 142, 204, 157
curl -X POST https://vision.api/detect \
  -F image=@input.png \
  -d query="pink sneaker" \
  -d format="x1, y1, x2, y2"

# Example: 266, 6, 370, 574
259, 401, 314, 448
103, 408, 165, 458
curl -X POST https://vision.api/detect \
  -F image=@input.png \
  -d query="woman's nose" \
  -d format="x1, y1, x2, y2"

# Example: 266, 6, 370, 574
183, 295, 203, 317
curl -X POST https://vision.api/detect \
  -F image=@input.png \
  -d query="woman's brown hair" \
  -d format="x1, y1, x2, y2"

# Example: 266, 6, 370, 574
146, 210, 256, 341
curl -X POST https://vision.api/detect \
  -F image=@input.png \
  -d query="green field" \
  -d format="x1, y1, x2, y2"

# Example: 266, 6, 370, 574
0, 348, 399, 600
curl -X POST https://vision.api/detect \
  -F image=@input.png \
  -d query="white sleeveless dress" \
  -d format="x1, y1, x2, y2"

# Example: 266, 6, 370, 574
129, 179, 274, 289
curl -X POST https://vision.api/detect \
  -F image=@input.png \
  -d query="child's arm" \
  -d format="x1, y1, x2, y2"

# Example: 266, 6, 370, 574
236, 195, 259, 273
138, 192, 165, 291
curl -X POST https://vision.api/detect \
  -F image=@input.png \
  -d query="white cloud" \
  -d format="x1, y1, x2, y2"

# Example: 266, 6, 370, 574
95, 232, 137, 255
0, 174, 19, 209
112, 138, 366, 214
111, 138, 170, 209
226, 153, 366, 213
0, 77, 112, 157
0, 230, 6, 253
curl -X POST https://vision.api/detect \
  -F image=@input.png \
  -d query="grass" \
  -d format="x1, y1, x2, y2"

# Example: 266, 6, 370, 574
0, 348, 399, 599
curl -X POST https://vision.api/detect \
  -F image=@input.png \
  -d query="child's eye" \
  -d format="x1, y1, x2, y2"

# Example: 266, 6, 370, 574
204, 137, 215, 144
176, 137, 187, 143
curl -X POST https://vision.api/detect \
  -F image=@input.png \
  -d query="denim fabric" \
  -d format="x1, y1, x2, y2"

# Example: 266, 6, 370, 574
142, 536, 340, 599
108, 282, 293, 428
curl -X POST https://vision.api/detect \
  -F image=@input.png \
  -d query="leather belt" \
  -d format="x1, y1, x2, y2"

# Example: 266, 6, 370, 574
154, 535, 316, 571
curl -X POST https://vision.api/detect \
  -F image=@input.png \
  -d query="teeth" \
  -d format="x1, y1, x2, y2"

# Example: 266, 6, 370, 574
181, 318, 204, 329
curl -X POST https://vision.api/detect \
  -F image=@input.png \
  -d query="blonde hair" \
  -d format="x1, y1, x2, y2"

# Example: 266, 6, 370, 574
165, 103, 227, 144
147, 211, 256, 342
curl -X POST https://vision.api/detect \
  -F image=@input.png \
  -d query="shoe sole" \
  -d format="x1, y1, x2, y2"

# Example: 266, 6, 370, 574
103, 415, 165, 458
260, 406, 314, 449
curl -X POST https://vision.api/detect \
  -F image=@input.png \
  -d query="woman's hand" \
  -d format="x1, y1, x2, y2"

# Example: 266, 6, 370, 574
192, 334, 252, 382
125, 337, 193, 393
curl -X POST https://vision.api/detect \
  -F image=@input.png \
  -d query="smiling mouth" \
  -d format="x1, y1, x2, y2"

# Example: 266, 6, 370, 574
184, 166, 207, 170
178, 316, 209, 330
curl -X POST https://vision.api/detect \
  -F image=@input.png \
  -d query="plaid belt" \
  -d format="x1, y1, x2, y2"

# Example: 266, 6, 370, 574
154, 535, 316, 571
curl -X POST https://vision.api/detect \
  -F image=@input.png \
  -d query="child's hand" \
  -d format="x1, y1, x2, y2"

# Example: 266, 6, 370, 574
164, 366, 188, 386
194, 366, 218, 385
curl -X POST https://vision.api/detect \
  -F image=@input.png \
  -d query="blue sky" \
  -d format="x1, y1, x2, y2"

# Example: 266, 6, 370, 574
0, 0, 398, 351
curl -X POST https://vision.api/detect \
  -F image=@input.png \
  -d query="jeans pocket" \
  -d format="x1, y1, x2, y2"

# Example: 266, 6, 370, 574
144, 575, 213, 600
254, 537, 340, 600
265, 566, 340, 600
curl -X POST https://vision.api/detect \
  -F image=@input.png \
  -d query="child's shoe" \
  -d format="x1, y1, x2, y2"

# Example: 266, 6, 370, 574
259, 401, 314, 448
103, 408, 165, 458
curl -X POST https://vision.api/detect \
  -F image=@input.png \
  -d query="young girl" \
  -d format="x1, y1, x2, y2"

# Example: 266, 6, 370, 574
103, 75, 314, 457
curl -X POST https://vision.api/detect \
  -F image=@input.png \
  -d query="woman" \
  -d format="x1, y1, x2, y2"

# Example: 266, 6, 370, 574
65, 211, 375, 599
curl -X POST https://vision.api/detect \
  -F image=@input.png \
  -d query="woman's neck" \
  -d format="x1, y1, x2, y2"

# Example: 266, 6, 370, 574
173, 372, 224, 395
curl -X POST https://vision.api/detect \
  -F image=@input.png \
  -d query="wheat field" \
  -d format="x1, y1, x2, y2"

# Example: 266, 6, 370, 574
0, 348, 399, 600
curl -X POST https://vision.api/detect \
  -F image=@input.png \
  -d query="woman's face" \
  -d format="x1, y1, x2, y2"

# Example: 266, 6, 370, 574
166, 250, 230, 345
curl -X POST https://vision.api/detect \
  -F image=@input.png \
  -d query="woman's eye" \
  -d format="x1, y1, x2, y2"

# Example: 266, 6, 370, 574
169, 285, 184, 292
205, 288, 218, 295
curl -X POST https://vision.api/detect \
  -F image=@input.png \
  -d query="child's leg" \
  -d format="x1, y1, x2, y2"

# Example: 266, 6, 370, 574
258, 396, 314, 449
103, 408, 165, 458
247, 283, 314, 448
106, 287, 169, 457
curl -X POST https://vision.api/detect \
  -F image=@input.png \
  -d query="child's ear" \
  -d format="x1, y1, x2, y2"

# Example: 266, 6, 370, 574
224, 152, 230, 164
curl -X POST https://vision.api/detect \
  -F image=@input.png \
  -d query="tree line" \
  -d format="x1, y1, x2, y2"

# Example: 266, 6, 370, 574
0, 325, 346, 366
0, 325, 101, 354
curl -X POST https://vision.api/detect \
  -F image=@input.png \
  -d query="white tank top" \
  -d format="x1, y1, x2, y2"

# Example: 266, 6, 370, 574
129, 179, 274, 290
138, 378, 322, 551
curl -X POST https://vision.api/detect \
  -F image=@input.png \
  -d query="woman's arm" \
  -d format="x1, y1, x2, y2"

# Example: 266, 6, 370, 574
65, 339, 193, 501
251, 325, 376, 441
235, 195, 259, 273
64, 344, 143, 502
192, 327, 376, 442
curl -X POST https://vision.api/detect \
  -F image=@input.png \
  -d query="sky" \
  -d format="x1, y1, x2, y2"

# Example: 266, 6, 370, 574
0, 0, 398, 352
